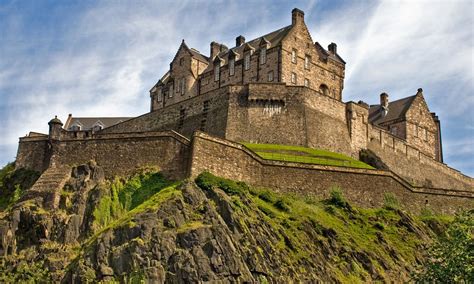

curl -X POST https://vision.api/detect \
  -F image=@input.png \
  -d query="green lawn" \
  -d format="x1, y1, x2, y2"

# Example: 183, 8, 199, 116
241, 143, 374, 169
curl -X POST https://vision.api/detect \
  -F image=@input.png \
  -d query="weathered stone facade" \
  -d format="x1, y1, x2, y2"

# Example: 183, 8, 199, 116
13, 8, 473, 214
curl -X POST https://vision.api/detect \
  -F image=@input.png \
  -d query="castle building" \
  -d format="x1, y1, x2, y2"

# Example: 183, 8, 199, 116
14, 8, 472, 213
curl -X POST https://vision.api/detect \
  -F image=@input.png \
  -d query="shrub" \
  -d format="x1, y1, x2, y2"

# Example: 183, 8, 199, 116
275, 199, 291, 212
327, 186, 350, 210
195, 171, 246, 195
383, 193, 400, 210
258, 191, 275, 203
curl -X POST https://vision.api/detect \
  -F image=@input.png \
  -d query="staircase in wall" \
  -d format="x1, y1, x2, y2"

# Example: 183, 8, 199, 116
21, 166, 71, 209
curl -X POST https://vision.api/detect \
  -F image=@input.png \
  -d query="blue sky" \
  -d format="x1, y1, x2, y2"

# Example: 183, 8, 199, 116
0, 0, 472, 176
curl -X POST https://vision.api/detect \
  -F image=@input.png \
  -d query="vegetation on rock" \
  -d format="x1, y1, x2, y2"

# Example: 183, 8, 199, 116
0, 162, 40, 210
0, 164, 471, 283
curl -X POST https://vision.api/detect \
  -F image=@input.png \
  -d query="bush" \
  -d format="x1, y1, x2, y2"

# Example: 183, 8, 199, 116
274, 199, 291, 212
0, 163, 40, 210
414, 210, 474, 283
195, 171, 246, 195
383, 193, 400, 210
258, 191, 275, 203
327, 186, 350, 210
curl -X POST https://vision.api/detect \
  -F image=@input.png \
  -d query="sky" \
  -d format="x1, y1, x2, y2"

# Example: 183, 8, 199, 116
0, 0, 472, 176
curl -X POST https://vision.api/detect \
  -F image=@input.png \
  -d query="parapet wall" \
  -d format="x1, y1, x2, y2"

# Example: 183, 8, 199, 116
368, 126, 473, 191
189, 132, 473, 215
17, 131, 191, 180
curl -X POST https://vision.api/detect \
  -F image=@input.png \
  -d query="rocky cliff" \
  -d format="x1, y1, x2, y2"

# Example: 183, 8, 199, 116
0, 162, 453, 282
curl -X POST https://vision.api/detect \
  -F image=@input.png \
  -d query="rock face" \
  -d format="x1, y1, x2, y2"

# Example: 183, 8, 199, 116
1, 165, 440, 283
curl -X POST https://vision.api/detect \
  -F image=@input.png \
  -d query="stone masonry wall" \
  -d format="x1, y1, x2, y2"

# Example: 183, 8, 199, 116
101, 87, 231, 139
17, 131, 191, 180
189, 132, 473, 215
368, 126, 473, 191
16, 137, 50, 173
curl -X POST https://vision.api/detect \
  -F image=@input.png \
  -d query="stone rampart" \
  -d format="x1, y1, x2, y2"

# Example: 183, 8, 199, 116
189, 132, 473, 214
17, 131, 191, 180
368, 126, 473, 191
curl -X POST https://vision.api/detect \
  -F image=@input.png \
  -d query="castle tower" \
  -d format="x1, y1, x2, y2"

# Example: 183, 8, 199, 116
48, 116, 63, 140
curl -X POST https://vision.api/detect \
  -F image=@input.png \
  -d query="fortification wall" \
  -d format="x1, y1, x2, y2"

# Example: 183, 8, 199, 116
189, 132, 473, 215
101, 87, 231, 139
16, 137, 50, 173
18, 131, 190, 180
368, 126, 473, 191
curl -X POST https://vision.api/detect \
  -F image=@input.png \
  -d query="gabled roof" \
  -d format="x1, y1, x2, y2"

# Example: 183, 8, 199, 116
369, 95, 417, 125
203, 25, 293, 73
64, 116, 133, 131
314, 42, 345, 64
170, 40, 209, 66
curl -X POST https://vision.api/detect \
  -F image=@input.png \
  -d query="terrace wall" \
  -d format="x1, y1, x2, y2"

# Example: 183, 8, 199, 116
189, 132, 473, 215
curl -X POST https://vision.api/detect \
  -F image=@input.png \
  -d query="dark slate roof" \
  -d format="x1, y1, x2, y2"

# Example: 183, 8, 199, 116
189, 47, 209, 63
64, 117, 132, 131
369, 95, 417, 125
203, 25, 293, 72
314, 42, 345, 64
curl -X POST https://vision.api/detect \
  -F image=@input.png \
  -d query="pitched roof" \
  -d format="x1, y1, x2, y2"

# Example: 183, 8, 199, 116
64, 116, 132, 131
203, 25, 293, 72
369, 95, 417, 125
314, 42, 345, 64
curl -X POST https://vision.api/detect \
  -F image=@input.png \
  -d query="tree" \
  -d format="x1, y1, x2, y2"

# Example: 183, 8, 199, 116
415, 210, 474, 283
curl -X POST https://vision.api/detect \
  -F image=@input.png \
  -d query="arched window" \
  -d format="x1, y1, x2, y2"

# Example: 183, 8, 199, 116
320, 84, 329, 97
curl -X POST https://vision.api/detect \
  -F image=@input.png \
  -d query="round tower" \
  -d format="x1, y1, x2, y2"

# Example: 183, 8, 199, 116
48, 116, 63, 140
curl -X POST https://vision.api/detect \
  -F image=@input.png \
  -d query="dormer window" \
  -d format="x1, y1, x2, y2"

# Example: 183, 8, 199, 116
260, 47, 266, 65
229, 58, 235, 76
92, 123, 104, 132
70, 124, 81, 131
214, 64, 220, 81
244, 53, 250, 70
291, 49, 297, 63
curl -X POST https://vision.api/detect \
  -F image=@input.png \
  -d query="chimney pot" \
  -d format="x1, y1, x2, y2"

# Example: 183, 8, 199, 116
236, 35, 245, 46
380, 92, 389, 109
292, 8, 305, 26
328, 43, 337, 54
417, 88, 423, 94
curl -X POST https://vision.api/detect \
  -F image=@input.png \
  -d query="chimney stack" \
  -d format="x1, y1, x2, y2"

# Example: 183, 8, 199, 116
236, 35, 245, 46
292, 8, 305, 26
380, 92, 389, 109
328, 43, 337, 54
210, 41, 220, 60
417, 88, 423, 95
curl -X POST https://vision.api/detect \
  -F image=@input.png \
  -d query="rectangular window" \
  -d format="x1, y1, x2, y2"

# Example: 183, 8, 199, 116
304, 55, 310, 69
214, 65, 220, 81
169, 85, 173, 97
304, 78, 309, 87
180, 78, 185, 95
415, 125, 418, 137
291, 72, 297, 84
244, 53, 250, 70
291, 49, 297, 63
260, 47, 266, 65
267, 71, 274, 82
229, 58, 235, 76
157, 89, 162, 102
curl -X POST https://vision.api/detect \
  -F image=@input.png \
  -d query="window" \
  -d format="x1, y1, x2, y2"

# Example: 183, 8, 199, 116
304, 55, 310, 69
229, 58, 235, 76
179, 58, 184, 66
304, 78, 309, 87
260, 47, 266, 65
320, 84, 329, 96
425, 129, 428, 141
169, 85, 173, 97
415, 125, 418, 137
267, 71, 274, 82
291, 72, 297, 84
70, 124, 81, 131
214, 65, 220, 81
391, 126, 398, 135
180, 78, 185, 95
291, 49, 297, 63
92, 124, 103, 132
244, 53, 250, 70
157, 89, 162, 102
176, 79, 180, 93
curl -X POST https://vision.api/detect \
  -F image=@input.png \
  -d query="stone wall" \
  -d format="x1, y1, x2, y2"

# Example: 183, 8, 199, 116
101, 87, 231, 139
189, 132, 473, 215
16, 136, 50, 173
368, 127, 473, 191
17, 131, 191, 180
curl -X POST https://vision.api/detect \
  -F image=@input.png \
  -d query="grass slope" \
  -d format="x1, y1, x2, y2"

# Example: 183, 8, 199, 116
242, 143, 374, 169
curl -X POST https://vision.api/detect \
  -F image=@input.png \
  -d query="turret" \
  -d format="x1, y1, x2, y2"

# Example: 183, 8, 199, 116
48, 115, 63, 140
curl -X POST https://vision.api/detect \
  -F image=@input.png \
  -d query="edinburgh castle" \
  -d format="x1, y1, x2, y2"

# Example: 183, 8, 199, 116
15, 9, 473, 214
